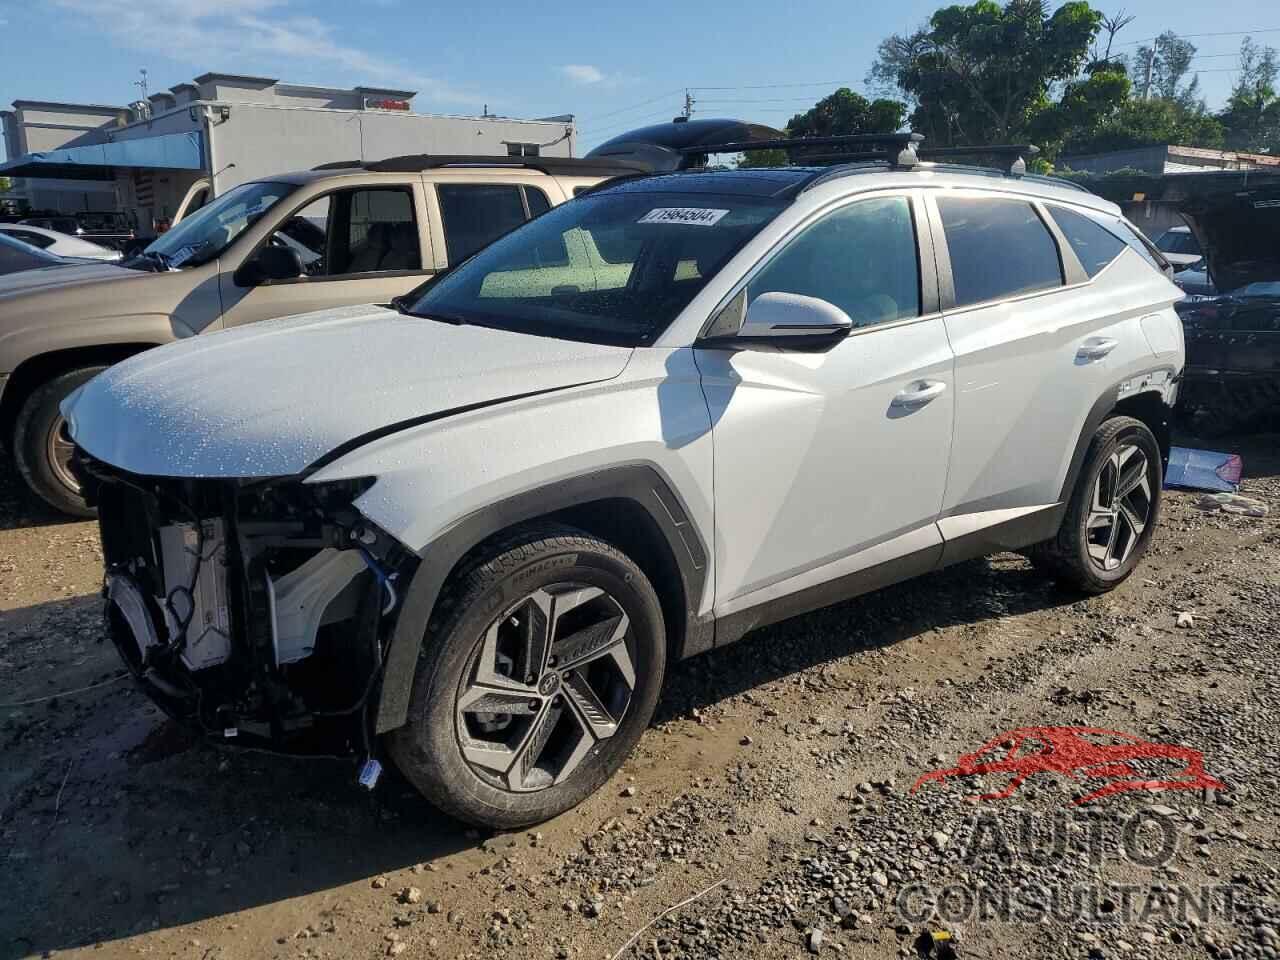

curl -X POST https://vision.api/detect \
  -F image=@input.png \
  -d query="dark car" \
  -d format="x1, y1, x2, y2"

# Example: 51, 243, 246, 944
1172, 260, 1217, 298
0, 231, 79, 275
1175, 181, 1280, 431
1175, 283, 1280, 429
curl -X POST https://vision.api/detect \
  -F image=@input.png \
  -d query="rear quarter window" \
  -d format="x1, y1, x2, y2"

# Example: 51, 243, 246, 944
1046, 206, 1128, 278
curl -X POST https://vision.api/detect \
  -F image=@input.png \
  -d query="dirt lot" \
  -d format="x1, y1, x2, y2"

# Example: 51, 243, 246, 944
2, 434, 1278, 960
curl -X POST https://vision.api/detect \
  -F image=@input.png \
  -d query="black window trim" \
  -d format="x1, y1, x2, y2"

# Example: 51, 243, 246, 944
238, 180, 431, 288
697, 188, 941, 343
926, 189, 1095, 314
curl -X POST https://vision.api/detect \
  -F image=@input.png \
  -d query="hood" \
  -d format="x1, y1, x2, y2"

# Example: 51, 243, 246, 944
0, 260, 136, 300
1182, 181, 1280, 294
64, 304, 633, 478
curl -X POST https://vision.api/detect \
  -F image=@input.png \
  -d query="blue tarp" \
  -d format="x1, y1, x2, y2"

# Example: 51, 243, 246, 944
0, 130, 205, 179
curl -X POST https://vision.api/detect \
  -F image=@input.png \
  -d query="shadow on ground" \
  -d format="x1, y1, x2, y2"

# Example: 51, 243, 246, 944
0, 454, 81, 533
2, 431, 1276, 957
1, 551, 1079, 957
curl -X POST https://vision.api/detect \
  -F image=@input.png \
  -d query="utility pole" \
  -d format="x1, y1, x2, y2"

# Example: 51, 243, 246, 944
1142, 39, 1159, 100
134, 68, 148, 101
682, 89, 696, 119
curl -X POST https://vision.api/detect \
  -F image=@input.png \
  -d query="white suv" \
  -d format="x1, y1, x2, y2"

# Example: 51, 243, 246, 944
64, 133, 1184, 828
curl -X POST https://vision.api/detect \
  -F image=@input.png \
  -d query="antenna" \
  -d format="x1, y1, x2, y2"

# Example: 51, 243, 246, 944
133, 68, 148, 100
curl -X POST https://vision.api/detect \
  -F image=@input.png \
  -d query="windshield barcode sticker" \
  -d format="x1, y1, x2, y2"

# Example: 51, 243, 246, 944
637, 207, 729, 227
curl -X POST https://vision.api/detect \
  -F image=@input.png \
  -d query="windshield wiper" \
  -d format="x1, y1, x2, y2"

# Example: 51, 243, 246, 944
390, 296, 467, 325
122, 249, 171, 272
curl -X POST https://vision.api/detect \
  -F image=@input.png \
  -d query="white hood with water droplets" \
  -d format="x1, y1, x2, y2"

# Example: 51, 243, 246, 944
63, 304, 633, 478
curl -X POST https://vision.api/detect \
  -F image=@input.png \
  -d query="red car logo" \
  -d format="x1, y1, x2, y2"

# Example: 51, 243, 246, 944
912, 726, 1225, 805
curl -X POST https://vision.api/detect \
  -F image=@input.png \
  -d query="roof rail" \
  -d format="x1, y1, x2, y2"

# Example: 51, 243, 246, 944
681, 132, 924, 169
916, 144, 1040, 176
310, 155, 652, 177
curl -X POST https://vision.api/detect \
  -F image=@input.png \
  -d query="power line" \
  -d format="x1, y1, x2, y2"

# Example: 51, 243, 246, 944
576, 108, 679, 141
575, 88, 685, 126
1119, 26, 1280, 46
692, 79, 862, 91
697, 97, 837, 104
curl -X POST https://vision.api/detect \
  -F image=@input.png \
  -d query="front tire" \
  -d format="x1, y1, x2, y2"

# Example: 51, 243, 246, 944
387, 524, 666, 829
12, 366, 105, 518
1030, 416, 1162, 593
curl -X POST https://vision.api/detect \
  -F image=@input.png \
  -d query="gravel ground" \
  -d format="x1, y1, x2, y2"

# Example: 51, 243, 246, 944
1, 433, 1277, 960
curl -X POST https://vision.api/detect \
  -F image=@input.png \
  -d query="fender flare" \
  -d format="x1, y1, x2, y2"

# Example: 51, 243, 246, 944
373, 463, 710, 733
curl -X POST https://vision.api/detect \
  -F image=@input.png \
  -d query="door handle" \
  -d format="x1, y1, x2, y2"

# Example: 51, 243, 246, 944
1076, 337, 1119, 361
891, 380, 948, 408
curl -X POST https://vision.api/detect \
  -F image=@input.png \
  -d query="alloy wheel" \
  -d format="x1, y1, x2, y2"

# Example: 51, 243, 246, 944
45, 415, 81, 496
1086, 443, 1152, 571
455, 583, 635, 793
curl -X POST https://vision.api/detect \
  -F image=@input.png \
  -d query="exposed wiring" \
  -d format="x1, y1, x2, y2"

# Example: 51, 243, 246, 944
312, 556, 394, 719
0, 673, 129, 709
102, 471, 206, 661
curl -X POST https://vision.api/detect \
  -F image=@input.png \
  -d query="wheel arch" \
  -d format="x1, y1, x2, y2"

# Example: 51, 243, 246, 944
373, 464, 711, 734
0, 343, 160, 453
1058, 372, 1176, 507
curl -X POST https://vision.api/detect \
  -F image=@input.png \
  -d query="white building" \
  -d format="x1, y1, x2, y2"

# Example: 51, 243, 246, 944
1, 72, 576, 232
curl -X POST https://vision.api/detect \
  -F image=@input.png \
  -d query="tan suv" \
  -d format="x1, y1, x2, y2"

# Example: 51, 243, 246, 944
0, 155, 643, 514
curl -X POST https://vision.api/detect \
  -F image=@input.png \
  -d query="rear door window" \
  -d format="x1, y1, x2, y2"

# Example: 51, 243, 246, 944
1046, 206, 1128, 278
937, 197, 1063, 308
437, 184, 528, 265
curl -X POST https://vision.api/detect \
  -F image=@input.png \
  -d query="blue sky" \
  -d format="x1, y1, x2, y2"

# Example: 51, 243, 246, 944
2, 0, 1278, 161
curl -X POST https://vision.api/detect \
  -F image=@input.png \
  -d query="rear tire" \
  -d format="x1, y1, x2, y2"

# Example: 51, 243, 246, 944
12, 366, 105, 518
387, 523, 666, 829
1029, 416, 1162, 594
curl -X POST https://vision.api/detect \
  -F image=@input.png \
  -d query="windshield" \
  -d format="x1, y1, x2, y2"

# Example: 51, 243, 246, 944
1157, 229, 1200, 256
143, 181, 294, 268
402, 190, 787, 345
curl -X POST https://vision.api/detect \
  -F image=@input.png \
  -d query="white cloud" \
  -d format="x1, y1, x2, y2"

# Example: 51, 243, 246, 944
50, 0, 478, 106
561, 64, 606, 85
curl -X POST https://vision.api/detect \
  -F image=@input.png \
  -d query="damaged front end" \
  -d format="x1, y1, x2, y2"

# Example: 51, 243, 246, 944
77, 455, 419, 756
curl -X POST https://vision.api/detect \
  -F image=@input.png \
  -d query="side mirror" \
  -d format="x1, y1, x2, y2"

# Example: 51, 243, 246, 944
704, 291, 853, 348
235, 245, 304, 287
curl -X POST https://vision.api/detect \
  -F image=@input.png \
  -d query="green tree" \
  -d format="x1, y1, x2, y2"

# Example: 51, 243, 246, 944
1133, 31, 1200, 104
1063, 96, 1225, 154
737, 88, 906, 167
869, 0, 1103, 145
1029, 60, 1131, 156
1217, 37, 1280, 152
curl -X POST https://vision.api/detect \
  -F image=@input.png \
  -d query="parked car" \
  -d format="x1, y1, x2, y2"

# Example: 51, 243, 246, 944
0, 231, 90, 275
0, 223, 122, 261
70, 211, 137, 251
1172, 259, 1217, 298
19, 212, 136, 251
1153, 224, 1202, 270
0, 154, 646, 515
66, 131, 1184, 828
1171, 177, 1280, 431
